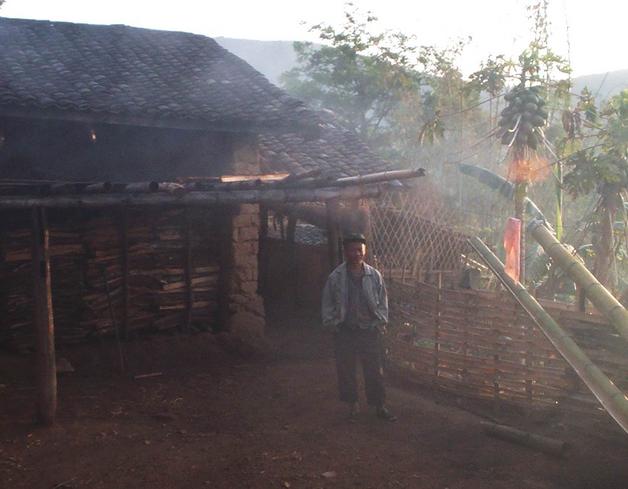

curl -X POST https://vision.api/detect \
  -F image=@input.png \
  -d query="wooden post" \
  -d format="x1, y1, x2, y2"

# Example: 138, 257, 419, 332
577, 287, 586, 312
433, 272, 442, 385
217, 205, 234, 332
32, 207, 57, 425
0, 219, 7, 341
183, 207, 193, 331
523, 306, 534, 409
118, 209, 129, 339
493, 327, 501, 414
325, 200, 340, 271
462, 291, 470, 384
286, 215, 297, 243
286, 215, 298, 307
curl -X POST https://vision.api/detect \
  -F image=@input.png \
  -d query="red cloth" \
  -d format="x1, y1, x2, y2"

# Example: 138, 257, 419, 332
504, 217, 521, 282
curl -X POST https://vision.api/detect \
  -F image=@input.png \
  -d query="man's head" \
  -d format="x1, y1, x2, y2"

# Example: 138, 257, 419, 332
343, 233, 367, 267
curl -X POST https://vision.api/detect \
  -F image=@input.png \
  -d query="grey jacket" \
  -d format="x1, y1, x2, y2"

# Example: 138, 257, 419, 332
321, 262, 388, 332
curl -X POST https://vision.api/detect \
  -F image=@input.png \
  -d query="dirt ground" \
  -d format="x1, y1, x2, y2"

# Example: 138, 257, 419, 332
1, 313, 627, 489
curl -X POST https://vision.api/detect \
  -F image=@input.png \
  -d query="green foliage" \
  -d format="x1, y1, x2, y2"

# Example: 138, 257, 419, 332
564, 90, 628, 198
563, 90, 628, 287
281, 4, 422, 147
468, 55, 511, 97
281, 3, 487, 167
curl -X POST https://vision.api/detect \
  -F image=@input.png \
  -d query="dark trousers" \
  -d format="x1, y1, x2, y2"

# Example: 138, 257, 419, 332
334, 327, 386, 407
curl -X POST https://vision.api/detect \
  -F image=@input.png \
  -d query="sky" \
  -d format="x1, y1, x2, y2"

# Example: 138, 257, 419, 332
1, 0, 626, 77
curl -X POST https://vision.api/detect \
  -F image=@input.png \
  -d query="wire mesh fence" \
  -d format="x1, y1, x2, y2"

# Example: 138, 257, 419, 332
368, 179, 475, 286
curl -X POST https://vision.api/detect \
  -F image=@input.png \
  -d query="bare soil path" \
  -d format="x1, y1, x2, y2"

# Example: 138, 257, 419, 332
1, 317, 627, 489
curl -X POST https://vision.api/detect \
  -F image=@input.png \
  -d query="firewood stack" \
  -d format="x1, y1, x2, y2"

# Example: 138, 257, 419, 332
0, 207, 222, 349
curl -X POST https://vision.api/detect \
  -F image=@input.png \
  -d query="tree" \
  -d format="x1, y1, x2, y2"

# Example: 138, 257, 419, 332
564, 89, 628, 288
281, 4, 422, 151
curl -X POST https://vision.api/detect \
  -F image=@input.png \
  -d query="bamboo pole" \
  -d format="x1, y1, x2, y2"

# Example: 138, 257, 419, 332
481, 422, 567, 456
333, 168, 425, 186
469, 236, 628, 434
31, 207, 57, 425
529, 220, 628, 344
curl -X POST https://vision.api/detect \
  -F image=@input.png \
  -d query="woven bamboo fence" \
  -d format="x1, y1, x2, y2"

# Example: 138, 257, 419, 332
0, 207, 221, 348
388, 280, 628, 415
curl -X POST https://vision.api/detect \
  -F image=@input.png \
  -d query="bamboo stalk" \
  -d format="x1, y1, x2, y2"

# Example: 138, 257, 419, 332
469, 236, 628, 434
334, 168, 425, 186
529, 220, 628, 343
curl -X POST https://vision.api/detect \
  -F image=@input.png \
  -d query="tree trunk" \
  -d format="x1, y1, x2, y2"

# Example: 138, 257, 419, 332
594, 193, 616, 288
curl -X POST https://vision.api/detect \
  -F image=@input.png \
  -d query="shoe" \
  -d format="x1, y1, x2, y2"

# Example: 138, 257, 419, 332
376, 406, 397, 422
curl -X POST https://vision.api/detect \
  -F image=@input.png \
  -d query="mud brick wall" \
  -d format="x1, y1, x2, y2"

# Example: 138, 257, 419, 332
224, 139, 265, 338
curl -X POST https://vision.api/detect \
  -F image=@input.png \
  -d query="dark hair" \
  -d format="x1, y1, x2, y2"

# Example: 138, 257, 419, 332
342, 233, 367, 245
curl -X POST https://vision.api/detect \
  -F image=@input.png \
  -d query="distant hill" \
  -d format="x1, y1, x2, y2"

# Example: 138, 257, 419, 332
217, 38, 628, 102
216, 37, 299, 86
572, 69, 628, 102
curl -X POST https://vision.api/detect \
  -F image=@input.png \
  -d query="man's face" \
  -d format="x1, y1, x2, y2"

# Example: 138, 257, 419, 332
344, 241, 366, 266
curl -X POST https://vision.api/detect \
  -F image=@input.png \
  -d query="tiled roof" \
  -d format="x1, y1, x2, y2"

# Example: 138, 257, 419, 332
0, 17, 317, 132
258, 110, 396, 178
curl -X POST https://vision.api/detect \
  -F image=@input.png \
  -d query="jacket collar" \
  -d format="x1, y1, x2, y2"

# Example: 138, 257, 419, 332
339, 262, 373, 275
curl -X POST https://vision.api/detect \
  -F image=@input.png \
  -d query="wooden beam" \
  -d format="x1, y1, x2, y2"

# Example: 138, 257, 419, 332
0, 185, 383, 209
326, 200, 341, 271
31, 207, 57, 425
0, 106, 320, 136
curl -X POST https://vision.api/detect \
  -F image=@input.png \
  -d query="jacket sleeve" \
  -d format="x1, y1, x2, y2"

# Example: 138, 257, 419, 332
321, 275, 337, 330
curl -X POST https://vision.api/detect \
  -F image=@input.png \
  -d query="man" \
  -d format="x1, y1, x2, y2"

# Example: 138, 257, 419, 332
321, 233, 396, 422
